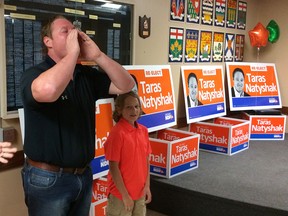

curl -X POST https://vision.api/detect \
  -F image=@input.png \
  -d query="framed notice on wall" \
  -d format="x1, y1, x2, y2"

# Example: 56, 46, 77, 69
181, 65, 226, 124
226, 62, 282, 111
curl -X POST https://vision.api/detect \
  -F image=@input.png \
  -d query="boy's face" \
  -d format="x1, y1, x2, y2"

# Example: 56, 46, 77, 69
120, 96, 141, 126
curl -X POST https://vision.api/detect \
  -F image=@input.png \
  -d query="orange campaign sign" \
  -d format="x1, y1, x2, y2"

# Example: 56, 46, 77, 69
91, 177, 108, 203
150, 128, 199, 178
149, 139, 168, 169
91, 98, 115, 179
189, 117, 250, 155
124, 65, 176, 132
91, 200, 106, 216
181, 65, 226, 123
242, 112, 286, 140
170, 138, 198, 170
226, 62, 282, 111
216, 118, 250, 149
189, 122, 230, 148
157, 129, 199, 169
90, 177, 108, 216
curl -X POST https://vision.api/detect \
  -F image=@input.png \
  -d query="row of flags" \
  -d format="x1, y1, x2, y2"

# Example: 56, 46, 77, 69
169, 28, 245, 63
171, 0, 247, 30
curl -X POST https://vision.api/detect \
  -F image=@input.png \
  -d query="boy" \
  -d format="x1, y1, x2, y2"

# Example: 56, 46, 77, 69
105, 91, 152, 216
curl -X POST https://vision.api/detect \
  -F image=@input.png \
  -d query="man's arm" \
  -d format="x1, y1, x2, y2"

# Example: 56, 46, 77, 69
96, 53, 135, 95
78, 31, 135, 95
31, 29, 80, 102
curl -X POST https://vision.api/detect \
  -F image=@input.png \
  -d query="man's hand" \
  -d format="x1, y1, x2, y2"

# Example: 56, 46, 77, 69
77, 30, 101, 62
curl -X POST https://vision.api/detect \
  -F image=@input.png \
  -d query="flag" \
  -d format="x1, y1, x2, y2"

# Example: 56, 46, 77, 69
169, 27, 184, 62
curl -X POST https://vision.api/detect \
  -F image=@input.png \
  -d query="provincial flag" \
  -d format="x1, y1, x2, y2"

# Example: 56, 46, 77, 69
224, 33, 235, 62
201, 0, 214, 25
226, 0, 237, 28
214, 0, 226, 27
213, 32, 224, 62
237, 1, 247, 29
169, 27, 184, 62
187, 0, 200, 23
185, 29, 199, 62
170, 0, 185, 21
199, 30, 212, 62
235, 34, 245, 62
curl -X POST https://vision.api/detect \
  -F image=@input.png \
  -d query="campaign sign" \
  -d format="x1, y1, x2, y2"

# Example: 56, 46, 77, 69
181, 65, 226, 124
149, 128, 199, 178
124, 65, 176, 132
226, 62, 282, 111
242, 112, 286, 140
91, 99, 114, 179
90, 177, 108, 216
189, 117, 250, 155
90, 200, 106, 216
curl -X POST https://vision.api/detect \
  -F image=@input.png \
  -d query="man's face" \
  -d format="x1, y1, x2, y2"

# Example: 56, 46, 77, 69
188, 77, 198, 101
233, 71, 244, 93
47, 18, 75, 61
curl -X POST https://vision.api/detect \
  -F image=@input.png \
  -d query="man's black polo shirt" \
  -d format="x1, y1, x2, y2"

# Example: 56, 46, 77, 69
20, 56, 111, 168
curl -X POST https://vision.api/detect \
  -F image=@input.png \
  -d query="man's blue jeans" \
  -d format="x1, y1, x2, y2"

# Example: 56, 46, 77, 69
21, 161, 93, 216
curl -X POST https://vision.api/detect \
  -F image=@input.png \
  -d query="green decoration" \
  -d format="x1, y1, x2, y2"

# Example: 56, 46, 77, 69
266, 20, 280, 43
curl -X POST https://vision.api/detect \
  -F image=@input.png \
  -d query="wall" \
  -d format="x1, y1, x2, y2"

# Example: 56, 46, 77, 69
251, 0, 288, 107
132, 0, 288, 125
0, 168, 26, 216
133, 0, 251, 121
1, 0, 287, 215
232, 0, 288, 131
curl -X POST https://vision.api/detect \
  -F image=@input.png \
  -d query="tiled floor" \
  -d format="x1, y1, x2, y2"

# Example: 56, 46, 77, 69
147, 209, 168, 216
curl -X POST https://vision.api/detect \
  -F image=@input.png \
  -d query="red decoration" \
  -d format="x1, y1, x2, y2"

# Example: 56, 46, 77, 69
248, 22, 269, 48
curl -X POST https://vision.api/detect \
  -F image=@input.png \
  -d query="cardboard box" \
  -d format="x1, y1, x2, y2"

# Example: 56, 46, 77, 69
189, 117, 250, 156
242, 112, 286, 140
149, 128, 200, 178
90, 177, 108, 216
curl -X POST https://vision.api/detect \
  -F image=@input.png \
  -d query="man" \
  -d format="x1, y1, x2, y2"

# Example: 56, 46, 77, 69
20, 15, 135, 216
187, 72, 203, 107
231, 68, 250, 97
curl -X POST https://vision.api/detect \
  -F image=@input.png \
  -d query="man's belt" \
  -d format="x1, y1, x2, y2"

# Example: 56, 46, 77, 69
27, 158, 88, 175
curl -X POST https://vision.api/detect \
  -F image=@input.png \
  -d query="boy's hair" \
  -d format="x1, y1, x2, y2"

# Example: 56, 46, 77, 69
113, 91, 143, 122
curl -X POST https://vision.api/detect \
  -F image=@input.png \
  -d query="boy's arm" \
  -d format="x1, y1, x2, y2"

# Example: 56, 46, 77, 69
109, 161, 134, 211
144, 157, 152, 204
